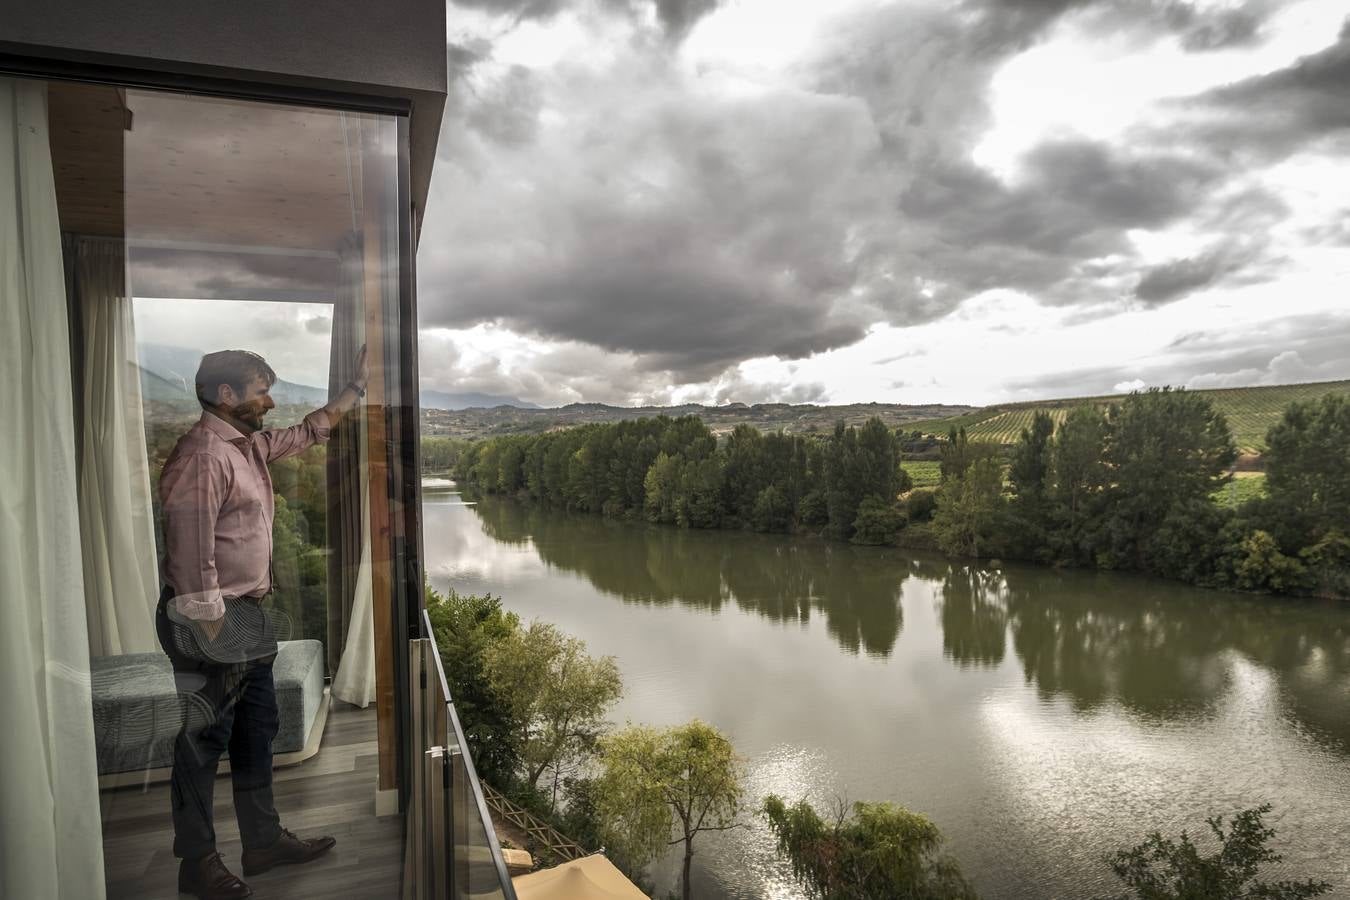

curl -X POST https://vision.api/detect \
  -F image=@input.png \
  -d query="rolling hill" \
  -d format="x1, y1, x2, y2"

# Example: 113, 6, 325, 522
422, 400, 979, 439
423, 380, 1348, 454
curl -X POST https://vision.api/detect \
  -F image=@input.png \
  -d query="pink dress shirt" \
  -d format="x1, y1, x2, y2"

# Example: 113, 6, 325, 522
160, 409, 332, 621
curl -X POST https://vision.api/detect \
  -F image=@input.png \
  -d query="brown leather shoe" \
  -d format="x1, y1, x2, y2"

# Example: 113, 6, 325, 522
240, 827, 337, 876
178, 851, 253, 899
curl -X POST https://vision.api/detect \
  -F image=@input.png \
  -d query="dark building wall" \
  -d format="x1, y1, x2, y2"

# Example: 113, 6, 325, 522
1, 0, 447, 225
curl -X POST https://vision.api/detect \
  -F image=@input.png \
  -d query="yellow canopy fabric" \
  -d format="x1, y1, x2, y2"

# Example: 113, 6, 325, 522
511, 854, 649, 900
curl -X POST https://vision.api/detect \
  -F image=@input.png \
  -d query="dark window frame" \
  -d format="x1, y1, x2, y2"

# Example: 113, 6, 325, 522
3, 50, 427, 820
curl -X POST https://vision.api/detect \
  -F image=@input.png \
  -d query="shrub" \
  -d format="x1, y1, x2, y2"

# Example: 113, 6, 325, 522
1099, 804, 1330, 900
1234, 531, 1308, 593
797, 489, 830, 528
851, 497, 905, 545
905, 488, 938, 523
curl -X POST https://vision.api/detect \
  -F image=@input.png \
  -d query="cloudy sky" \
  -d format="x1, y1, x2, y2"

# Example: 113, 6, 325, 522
402, 0, 1349, 407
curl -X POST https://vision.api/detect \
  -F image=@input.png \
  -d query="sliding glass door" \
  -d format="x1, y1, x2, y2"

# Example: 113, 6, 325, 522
2, 76, 417, 898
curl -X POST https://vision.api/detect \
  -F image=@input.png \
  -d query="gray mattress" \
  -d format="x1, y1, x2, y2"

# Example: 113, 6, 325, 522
91, 640, 325, 775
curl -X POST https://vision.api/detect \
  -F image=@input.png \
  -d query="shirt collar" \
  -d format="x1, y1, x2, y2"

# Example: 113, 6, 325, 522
198, 411, 251, 451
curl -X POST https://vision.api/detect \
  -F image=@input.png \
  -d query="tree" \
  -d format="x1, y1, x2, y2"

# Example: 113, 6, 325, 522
1099, 388, 1236, 571
1233, 530, 1308, 593
1099, 804, 1330, 900
594, 720, 744, 900
904, 488, 938, 523
762, 795, 977, 900
1008, 411, 1055, 505
851, 496, 905, 546
824, 421, 864, 539
424, 587, 523, 783
485, 622, 623, 796
676, 455, 725, 529
643, 451, 681, 524
1261, 393, 1350, 550
723, 424, 768, 525
798, 488, 830, 529
1048, 404, 1108, 564
751, 484, 793, 533
856, 418, 900, 503
940, 427, 971, 483
933, 456, 1005, 558
1007, 411, 1057, 558
823, 418, 901, 540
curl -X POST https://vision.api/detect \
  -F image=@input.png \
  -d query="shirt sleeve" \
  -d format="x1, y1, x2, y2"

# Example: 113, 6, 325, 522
257, 408, 332, 462
161, 452, 230, 621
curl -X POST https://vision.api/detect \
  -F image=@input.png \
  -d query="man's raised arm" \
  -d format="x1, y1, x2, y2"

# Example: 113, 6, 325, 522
260, 346, 368, 463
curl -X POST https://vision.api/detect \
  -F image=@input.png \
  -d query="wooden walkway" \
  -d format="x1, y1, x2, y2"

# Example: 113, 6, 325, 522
100, 701, 403, 900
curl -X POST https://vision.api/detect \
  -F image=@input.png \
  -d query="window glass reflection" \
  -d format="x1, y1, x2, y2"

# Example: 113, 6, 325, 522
42, 80, 405, 897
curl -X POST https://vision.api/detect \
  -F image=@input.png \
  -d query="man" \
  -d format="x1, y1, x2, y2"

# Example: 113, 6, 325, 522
157, 347, 368, 900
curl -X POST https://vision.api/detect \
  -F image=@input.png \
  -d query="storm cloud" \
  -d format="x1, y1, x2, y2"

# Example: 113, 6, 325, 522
418, 0, 1350, 404
1160, 26, 1350, 163
447, 0, 725, 40
420, 55, 889, 378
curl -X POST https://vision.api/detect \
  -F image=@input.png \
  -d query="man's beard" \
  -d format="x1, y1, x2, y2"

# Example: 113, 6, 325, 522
232, 401, 267, 433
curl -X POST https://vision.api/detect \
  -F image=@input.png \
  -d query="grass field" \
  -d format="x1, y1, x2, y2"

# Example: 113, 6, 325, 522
910, 380, 1349, 454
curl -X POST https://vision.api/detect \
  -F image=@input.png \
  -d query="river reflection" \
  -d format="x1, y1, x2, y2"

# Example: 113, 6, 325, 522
469, 492, 1350, 749
432, 490, 1350, 898
474, 493, 909, 656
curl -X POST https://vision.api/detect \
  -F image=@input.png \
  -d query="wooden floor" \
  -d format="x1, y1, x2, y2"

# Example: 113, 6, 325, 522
100, 700, 404, 900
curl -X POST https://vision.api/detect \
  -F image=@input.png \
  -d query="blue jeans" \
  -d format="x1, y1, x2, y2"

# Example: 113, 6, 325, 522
156, 590, 283, 860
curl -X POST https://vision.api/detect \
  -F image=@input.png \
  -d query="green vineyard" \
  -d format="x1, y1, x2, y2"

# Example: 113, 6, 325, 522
904, 460, 942, 488
911, 380, 1350, 454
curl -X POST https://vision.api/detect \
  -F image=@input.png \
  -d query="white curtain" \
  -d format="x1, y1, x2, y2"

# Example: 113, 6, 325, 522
329, 231, 377, 707
332, 477, 376, 707
74, 236, 159, 657
0, 78, 107, 900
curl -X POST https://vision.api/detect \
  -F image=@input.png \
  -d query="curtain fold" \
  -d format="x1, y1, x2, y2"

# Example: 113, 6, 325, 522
328, 235, 377, 704
0, 77, 107, 900
332, 479, 376, 707
70, 234, 159, 657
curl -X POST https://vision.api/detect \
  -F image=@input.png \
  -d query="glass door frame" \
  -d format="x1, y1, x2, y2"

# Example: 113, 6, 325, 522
2, 51, 429, 816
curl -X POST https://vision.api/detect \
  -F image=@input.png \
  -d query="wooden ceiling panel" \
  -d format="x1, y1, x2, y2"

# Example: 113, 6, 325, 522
48, 82, 126, 237
47, 83, 367, 253
123, 90, 362, 251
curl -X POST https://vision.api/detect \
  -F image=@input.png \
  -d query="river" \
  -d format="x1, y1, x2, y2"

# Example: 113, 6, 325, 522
422, 483, 1350, 899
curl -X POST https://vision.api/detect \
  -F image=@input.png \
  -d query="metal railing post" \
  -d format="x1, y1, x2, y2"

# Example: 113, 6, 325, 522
414, 610, 518, 900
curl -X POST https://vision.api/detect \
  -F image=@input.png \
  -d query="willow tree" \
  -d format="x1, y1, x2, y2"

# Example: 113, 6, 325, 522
761, 795, 977, 900
594, 720, 744, 900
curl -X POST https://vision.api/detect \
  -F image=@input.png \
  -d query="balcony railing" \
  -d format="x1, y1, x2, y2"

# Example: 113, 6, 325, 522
406, 610, 518, 900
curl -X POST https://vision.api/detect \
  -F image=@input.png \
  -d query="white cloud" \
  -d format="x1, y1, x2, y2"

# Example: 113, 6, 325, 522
1114, 379, 1147, 393
1186, 349, 1335, 390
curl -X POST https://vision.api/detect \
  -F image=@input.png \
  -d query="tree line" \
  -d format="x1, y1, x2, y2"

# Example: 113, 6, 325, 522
453, 390, 1348, 597
454, 414, 908, 540
947, 389, 1347, 597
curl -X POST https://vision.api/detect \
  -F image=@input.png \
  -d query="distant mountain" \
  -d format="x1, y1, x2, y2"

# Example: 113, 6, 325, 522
138, 343, 201, 395
139, 364, 192, 402
420, 389, 540, 410
270, 379, 328, 405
